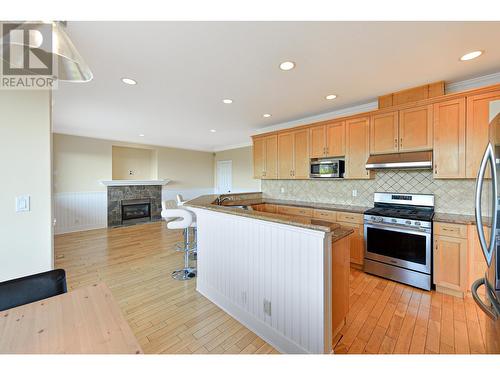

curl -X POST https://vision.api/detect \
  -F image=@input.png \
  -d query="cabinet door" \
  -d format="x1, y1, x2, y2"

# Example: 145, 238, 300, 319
326, 121, 346, 157
264, 135, 278, 179
253, 137, 265, 178
433, 98, 466, 178
466, 91, 500, 178
399, 104, 433, 152
339, 222, 364, 266
345, 116, 372, 179
278, 132, 294, 179
370, 111, 399, 154
309, 125, 326, 158
434, 235, 467, 292
293, 129, 310, 179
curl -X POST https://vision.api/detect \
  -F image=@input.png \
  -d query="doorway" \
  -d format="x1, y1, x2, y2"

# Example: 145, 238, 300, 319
216, 160, 232, 194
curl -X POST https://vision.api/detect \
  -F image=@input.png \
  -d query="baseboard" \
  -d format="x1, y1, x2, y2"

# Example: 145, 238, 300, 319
196, 282, 312, 354
55, 223, 106, 235
436, 285, 464, 298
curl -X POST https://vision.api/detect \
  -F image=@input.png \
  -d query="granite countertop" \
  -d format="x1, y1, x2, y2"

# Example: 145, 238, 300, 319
185, 195, 354, 240
185, 193, 477, 228
433, 213, 476, 225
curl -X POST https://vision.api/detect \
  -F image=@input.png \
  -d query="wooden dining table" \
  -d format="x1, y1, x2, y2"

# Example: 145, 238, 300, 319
0, 282, 143, 354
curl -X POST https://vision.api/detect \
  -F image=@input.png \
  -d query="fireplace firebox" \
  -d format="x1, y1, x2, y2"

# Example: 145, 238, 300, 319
121, 199, 151, 223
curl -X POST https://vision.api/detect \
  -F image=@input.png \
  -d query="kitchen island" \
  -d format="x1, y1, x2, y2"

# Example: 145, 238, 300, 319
185, 193, 353, 354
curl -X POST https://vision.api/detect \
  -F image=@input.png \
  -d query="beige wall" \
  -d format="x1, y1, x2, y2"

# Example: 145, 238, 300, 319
214, 146, 261, 193
53, 134, 111, 192
112, 146, 156, 180
53, 134, 215, 194
0, 90, 53, 282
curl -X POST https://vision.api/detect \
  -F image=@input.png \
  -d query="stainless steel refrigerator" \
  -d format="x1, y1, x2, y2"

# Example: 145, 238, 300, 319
472, 99, 500, 354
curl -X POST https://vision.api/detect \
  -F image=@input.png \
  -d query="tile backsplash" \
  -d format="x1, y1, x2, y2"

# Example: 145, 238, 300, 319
262, 170, 477, 215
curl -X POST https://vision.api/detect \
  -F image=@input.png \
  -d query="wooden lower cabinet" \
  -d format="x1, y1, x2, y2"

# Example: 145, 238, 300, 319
276, 205, 312, 217
331, 234, 350, 338
433, 222, 468, 297
252, 203, 277, 213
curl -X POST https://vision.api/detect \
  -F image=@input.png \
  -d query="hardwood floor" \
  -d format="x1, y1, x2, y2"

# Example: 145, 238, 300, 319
55, 221, 490, 355
333, 268, 490, 354
54, 222, 278, 354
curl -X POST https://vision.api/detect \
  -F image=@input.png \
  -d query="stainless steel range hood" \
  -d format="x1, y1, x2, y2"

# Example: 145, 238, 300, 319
365, 151, 433, 170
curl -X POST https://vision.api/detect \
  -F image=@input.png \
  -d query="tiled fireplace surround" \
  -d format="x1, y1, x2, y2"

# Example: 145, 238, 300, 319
262, 170, 477, 215
107, 185, 162, 227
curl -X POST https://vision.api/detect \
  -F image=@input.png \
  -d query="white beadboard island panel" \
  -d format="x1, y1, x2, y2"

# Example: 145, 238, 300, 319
191, 208, 332, 354
54, 192, 107, 234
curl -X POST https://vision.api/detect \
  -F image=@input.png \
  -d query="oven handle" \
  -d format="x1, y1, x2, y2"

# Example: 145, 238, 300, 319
365, 222, 431, 235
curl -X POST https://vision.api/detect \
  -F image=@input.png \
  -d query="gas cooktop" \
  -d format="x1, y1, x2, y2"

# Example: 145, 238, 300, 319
364, 205, 434, 222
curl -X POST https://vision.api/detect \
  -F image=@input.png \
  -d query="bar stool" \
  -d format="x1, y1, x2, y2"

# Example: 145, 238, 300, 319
162, 208, 197, 280
174, 194, 197, 258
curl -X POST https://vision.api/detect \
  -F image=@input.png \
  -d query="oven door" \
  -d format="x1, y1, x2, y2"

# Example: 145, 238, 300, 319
364, 222, 431, 274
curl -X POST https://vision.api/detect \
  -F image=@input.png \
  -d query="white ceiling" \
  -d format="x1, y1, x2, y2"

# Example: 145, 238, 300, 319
53, 21, 500, 152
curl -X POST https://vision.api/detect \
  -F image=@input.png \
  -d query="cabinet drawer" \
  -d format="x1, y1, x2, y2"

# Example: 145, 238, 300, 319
312, 209, 337, 222
276, 205, 313, 217
434, 222, 467, 239
336, 212, 363, 224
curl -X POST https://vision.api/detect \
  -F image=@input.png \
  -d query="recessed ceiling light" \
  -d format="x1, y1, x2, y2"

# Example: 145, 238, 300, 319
139, 134, 145, 137
279, 61, 295, 71
325, 94, 337, 100
460, 50, 483, 61
222, 99, 233, 104
263, 114, 272, 118
210, 129, 217, 133
121, 78, 137, 85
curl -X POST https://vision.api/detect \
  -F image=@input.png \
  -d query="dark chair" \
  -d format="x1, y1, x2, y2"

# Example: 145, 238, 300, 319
0, 269, 67, 311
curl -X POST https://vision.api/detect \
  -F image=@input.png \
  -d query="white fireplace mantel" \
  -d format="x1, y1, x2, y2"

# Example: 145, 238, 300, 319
100, 179, 170, 187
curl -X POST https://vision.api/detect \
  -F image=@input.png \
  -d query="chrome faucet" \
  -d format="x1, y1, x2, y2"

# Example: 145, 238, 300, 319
215, 196, 231, 205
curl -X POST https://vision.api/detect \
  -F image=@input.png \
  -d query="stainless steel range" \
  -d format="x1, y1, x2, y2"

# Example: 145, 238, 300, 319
363, 192, 435, 290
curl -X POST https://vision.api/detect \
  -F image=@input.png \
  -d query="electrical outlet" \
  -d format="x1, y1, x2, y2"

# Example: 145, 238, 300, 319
280, 187, 285, 194
263, 299, 272, 316
129, 170, 134, 176
352, 189, 358, 197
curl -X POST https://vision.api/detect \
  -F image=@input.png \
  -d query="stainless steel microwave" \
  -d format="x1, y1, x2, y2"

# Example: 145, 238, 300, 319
310, 158, 345, 178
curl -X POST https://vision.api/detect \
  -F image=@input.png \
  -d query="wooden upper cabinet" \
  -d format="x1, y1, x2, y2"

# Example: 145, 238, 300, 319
326, 121, 346, 157
466, 91, 500, 178
278, 132, 294, 179
345, 116, 373, 179
253, 137, 265, 179
278, 130, 309, 179
293, 129, 310, 178
309, 125, 326, 158
370, 111, 399, 154
252, 135, 277, 179
433, 98, 466, 179
264, 135, 278, 179
399, 104, 433, 152
309, 121, 345, 158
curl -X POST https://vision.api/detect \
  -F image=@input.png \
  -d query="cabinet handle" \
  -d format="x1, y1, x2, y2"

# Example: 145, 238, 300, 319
434, 165, 438, 174
400, 138, 403, 148
394, 138, 398, 149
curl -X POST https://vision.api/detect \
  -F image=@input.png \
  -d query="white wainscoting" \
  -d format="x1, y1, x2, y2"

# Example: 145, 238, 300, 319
191, 208, 332, 354
54, 192, 107, 234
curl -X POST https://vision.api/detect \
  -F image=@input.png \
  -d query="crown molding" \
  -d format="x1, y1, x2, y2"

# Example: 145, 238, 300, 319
253, 101, 378, 136
446, 71, 500, 93
213, 141, 253, 153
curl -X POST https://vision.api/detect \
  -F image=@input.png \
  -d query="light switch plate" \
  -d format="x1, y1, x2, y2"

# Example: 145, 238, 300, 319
352, 189, 358, 197
280, 187, 285, 194
16, 195, 30, 212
